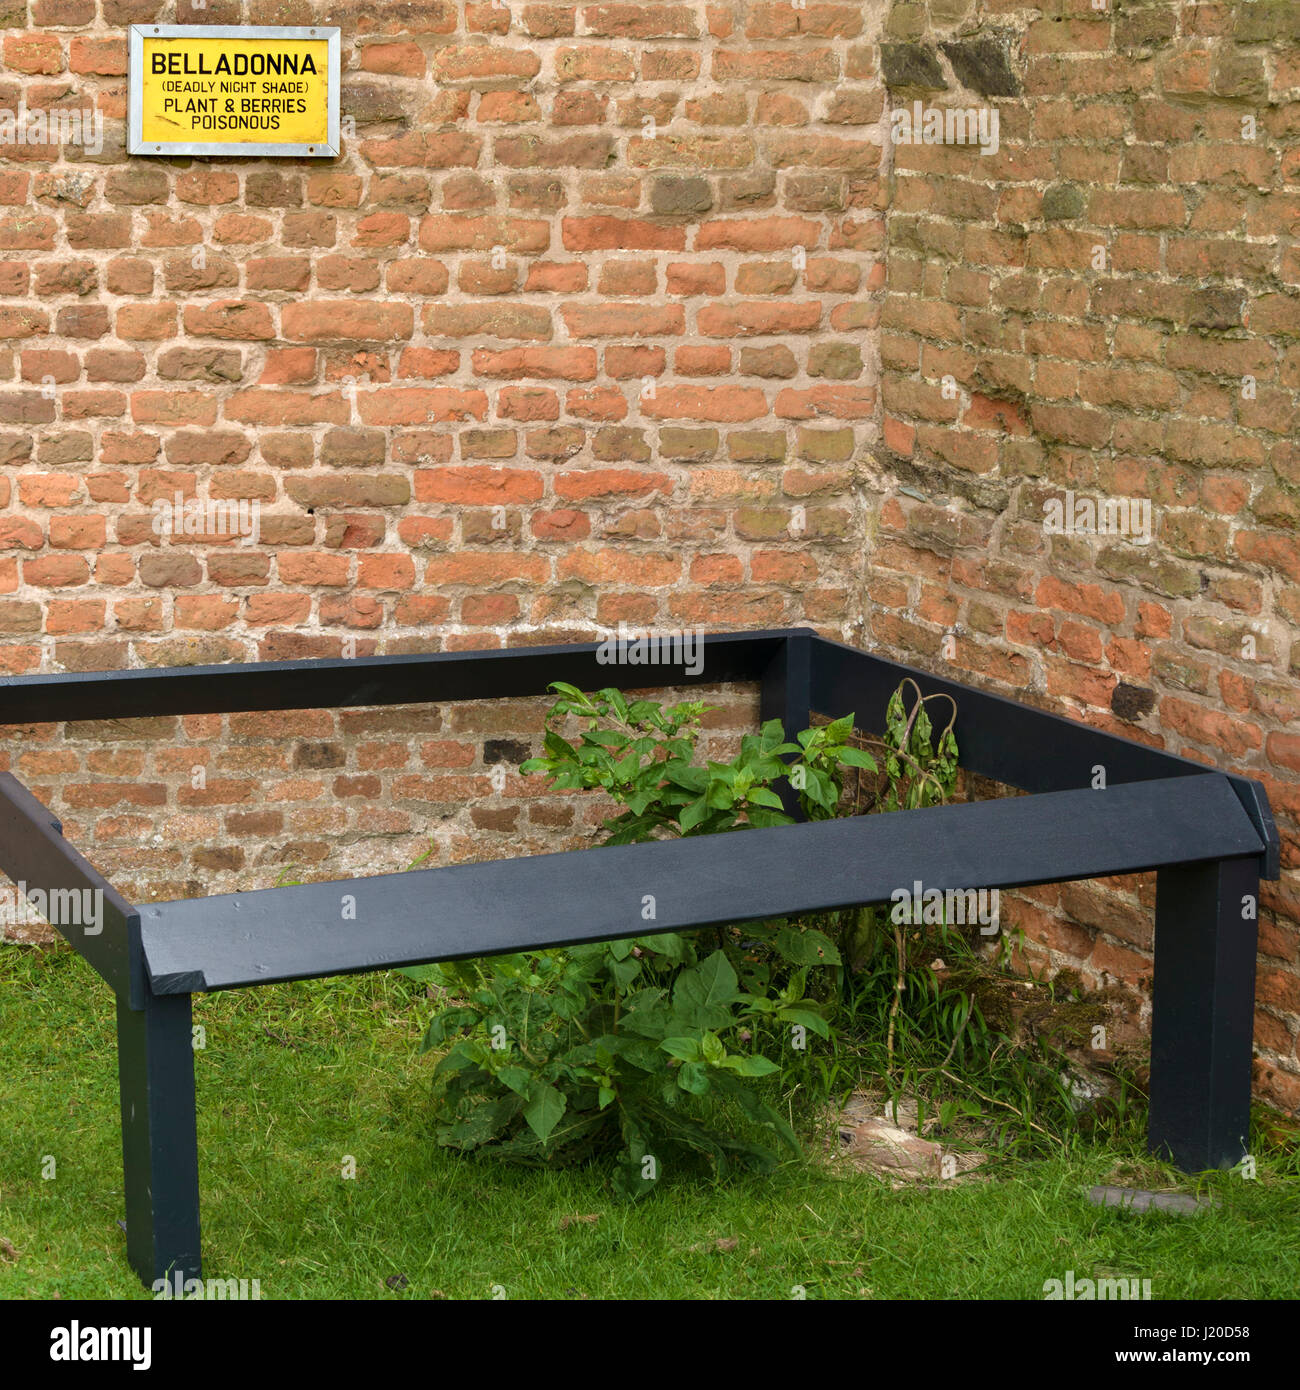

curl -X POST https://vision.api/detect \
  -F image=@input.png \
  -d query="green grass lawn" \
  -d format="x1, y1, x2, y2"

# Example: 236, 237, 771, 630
2, 939, 1297, 1301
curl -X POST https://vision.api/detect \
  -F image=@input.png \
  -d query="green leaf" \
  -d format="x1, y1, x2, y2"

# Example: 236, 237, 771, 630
608, 955, 641, 988
435, 1094, 522, 1150
617, 1038, 668, 1071
660, 1035, 702, 1062
700, 1031, 726, 1065
432, 1042, 479, 1076
419, 1006, 481, 1052
585, 728, 629, 749
543, 730, 579, 761
777, 1007, 831, 1039
745, 786, 786, 810
612, 1111, 657, 1199
395, 963, 442, 983
705, 779, 736, 811
664, 763, 708, 794
799, 766, 837, 812
723, 1054, 780, 1077
496, 1065, 533, 1096
677, 1061, 710, 1094
758, 718, 786, 752
637, 932, 689, 962
522, 1082, 567, 1143
672, 950, 739, 1031
746, 806, 794, 829
733, 1087, 801, 1158
772, 926, 842, 967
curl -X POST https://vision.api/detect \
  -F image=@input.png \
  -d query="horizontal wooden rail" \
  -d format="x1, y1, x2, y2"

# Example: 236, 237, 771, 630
140, 773, 1263, 996
0, 630, 790, 723
811, 636, 1280, 879
0, 629, 1276, 876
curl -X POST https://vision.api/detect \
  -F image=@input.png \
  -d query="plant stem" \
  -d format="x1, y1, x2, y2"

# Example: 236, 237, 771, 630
886, 922, 905, 1072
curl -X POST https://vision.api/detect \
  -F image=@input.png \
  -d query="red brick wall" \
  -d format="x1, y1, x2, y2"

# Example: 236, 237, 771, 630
0, 0, 1296, 1112
0, 0, 881, 985
0, 0, 882, 677
876, 0, 1299, 1112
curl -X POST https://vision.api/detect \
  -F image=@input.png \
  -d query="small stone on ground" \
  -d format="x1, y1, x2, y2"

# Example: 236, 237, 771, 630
832, 1091, 987, 1186
1087, 1185, 1219, 1215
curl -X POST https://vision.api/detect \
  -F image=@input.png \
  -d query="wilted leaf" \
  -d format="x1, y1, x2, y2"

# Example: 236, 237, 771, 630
557, 1213, 601, 1231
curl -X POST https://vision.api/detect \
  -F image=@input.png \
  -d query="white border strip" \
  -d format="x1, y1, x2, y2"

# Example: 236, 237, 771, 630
128, 24, 340, 159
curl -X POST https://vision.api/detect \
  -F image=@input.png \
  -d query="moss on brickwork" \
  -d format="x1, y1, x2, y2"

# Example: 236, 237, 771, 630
876, 0, 1300, 1113
1041, 184, 1087, 222
1233, 0, 1300, 43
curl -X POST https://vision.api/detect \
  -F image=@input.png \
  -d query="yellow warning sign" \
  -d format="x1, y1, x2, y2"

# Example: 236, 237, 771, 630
129, 26, 339, 157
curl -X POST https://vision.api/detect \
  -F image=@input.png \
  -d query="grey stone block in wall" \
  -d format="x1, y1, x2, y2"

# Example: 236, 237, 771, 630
880, 43, 947, 92
940, 37, 1021, 98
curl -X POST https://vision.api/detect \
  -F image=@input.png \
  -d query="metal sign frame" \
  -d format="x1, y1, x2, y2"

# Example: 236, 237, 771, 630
128, 24, 341, 158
